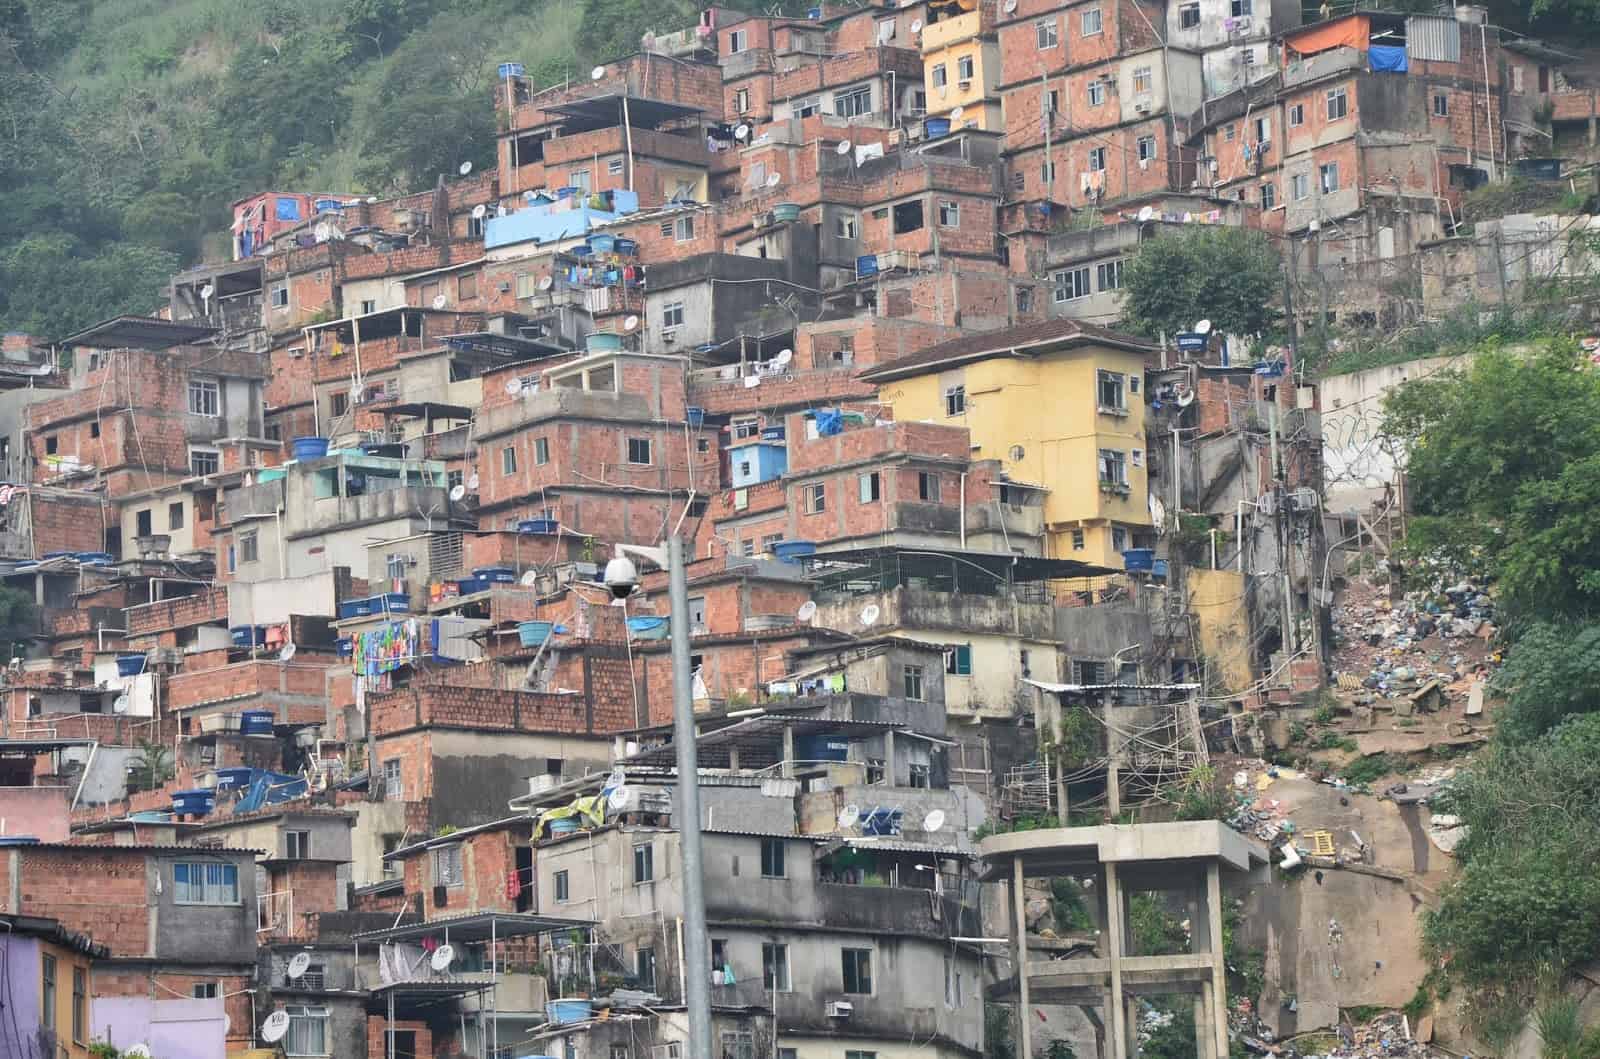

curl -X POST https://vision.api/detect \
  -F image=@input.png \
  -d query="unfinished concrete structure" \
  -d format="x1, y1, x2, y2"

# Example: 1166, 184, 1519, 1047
981, 821, 1266, 1059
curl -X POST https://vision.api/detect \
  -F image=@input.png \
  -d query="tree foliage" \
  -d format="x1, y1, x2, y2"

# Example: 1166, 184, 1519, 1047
1119, 226, 1281, 340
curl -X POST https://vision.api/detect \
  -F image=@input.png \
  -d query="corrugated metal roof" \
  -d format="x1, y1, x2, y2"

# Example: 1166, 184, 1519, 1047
1406, 15, 1460, 63
858, 317, 1156, 383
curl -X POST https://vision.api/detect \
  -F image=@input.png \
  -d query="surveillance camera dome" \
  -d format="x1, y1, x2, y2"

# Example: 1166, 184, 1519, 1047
603, 556, 640, 599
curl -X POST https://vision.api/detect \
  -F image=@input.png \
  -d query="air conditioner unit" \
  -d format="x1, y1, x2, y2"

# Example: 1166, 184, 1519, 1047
826, 1000, 854, 1018
1135, 101, 1152, 114
528, 774, 559, 796
958, 80, 972, 90
662, 329, 677, 343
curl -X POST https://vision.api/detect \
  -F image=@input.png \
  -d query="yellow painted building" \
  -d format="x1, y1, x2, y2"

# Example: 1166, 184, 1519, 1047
920, 0, 1003, 131
861, 317, 1155, 567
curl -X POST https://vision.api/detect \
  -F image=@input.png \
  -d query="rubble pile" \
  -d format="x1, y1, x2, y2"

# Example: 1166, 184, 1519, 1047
1240, 1010, 1440, 1058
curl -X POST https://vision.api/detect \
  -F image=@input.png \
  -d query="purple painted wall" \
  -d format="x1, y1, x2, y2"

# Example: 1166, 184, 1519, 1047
0, 934, 44, 1051
90, 997, 226, 1059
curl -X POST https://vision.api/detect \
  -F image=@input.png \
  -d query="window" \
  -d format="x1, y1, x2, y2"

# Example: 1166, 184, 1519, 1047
1291, 173, 1310, 201
944, 385, 966, 416
1098, 448, 1127, 486
662, 301, 685, 329
71, 966, 86, 1043
1261, 182, 1276, 209
805, 484, 826, 513
659, 221, 674, 238
1136, 135, 1156, 163
722, 1031, 756, 1059
795, 95, 821, 118
1224, 124, 1235, 142
762, 533, 784, 552
740, 538, 757, 557
502, 445, 517, 475
1037, 18, 1058, 47
761, 838, 786, 878
330, 391, 350, 419
1326, 86, 1348, 120
931, 63, 947, 88
286, 830, 311, 859
1053, 267, 1091, 302
946, 644, 972, 675
419, 281, 440, 307
285, 1005, 329, 1057
909, 761, 931, 788
1319, 161, 1339, 194
842, 948, 874, 994
458, 273, 480, 302
845, 1053, 878, 1059
1133, 66, 1153, 94
903, 664, 925, 701
1098, 370, 1126, 410
763, 943, 791, 991
1017, 287, 1034, 313
1071, 528, 1085, 550
193, 982, 219, 999
1433, 93, 1449, 117
1179, 2, 1200, 27
866, 758, 886, 784
468, 210, 486, 237
675, 216, 696, 241
688, 596, 707, 630
636, 947, 657, 990
627, 438, 652, 465
957, 55, 974, 81
1231, 0, 1252, 14
1095, 260, 1124, 294
608, 158, 624, 175
554, 869, 571, 902
239, 531, 259, 565
877, 17, 896, 40
570, 169, 591, 194
1041, 161, 1057, 184
918, 471, 940, 502
938, 200, 960, 227
835, 84, 872, 118
1288, 103, 1305, 128
1253, 115, 1270, 144
859, 472, 881, 503
835, 213, 858, 239
728, 28, 746, 52
383, 758, 402, 799
434, 845, 463, 887
188, 378, 220, 417
298, 965, 326, 991
1112, 525, 1129, 552
42, 954, 56, 1029
174, 862, 240, 904
633, 843, 654, 883
1087, 81, 1105, 107
1080, 6, 1102, 34
136, 509, 153, 537
534, 437, 550, 465
167, 501, 185, 530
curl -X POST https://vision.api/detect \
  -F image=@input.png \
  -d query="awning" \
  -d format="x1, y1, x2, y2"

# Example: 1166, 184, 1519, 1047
352, 911, 593, 945
58, 316, 217, 350
544, 94, 703, 132
1284, 14, 1369, 59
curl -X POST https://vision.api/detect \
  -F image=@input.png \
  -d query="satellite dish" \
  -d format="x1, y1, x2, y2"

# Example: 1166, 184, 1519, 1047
458, 161, 473, 176
950, 105, 965, 122
538, 275, 554, 291
623, 314, 640, 332
591, 65, 607, 81
608, 785, 633, 811
431, 294, 448, 310
608, 766, 628, 788
735, 124, 752, 142
287, 952, 312, 979
449, 484, 467, 501
366, 196, 378, 204
472, 204, 488, 220
125, 1046, 152, 1059
774, 348, 793, 367
838, 804, 861, 829
860, 603, 881, 627
836, 140, 853, 155
1137, 206, 1155, 222
742, 374, 763, 389
923, 809, 947, 833
1195, 319, 1213, 335
430, 944, 456, 972
468, 473, 480, 490
261, 1011, 290, 1044
279, 643, 297, 662
797, 600, 818, 623
911, 17, 923, 31
505, 377, 524, 396
199, 283, 215, 301
314, 222, 332, 242
1003, 0, 1018, 10
520, 570, 539, 587
113, 693, 130, 715
496, 204, 507, 218
766, 172, 782, 188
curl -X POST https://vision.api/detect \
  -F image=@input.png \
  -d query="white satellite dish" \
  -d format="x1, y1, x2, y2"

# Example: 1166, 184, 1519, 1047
1137, 206, 1155, 222
836, 139, 853, 155
608, 785, 633, 811
591, 65, 607, 81
314, 222, 332, 242
860, 603, 881, 626
743, 374, 762, 389
431, 294, 448, 310
766, 173, 782, 189
520, 570, 539, 587
468, 473, 481, 490
623, 314, 640, 332
449, 484, 467, 502
430, 943, 456, 971
199, 283, 215, 300
505, 377, 524, 396
774, 348, 793, 367
279, 643, 297, 662
911, 17, 923, 31
261, 1011, 290, 1044
126, 1046, 152, 1059
113, 693, 130, 715
1195, 319, 1213, 335
458, 161, 473, 176
287, 952, 312, 979
472, 204, 488, 220
950, 105, 965, 122
734, 123, 751, 141
538, 275, 554, 291
1003, 0, 1018, 10
923, 809, 947, 833
797, 600, 818, 623
608, 767, 627, 788
838, 804, 861, 829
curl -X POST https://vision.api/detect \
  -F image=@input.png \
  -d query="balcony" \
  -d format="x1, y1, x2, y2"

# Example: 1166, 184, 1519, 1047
921, 8, 990, 52
1282, 46, 1362, 89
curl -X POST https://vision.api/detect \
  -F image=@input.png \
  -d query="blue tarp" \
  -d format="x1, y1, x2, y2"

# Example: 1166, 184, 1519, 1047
275, 196, 302, 221
1369, 45, 1407, 72
815, 409, 844, 436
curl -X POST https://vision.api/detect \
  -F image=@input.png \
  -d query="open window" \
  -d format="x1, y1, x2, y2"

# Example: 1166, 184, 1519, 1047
892, 200, 925, 234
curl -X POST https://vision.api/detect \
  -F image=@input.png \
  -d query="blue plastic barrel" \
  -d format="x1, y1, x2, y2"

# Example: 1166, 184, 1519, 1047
292, 436, 330, 461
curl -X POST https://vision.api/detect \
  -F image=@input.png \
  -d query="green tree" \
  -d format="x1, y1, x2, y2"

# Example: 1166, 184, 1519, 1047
127, 738, 174, 793
1488, 622, 1600, 743
1118, 226, 1281, 340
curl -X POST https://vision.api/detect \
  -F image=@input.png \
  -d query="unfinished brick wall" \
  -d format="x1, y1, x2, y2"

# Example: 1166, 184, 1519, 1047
2, 846, 151, 954
366, 682, 631, 737
125, 588, 229, 637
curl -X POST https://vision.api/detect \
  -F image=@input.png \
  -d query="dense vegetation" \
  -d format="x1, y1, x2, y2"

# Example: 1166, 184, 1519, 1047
1119, 226, 1282, 342
0, 0, 789, 339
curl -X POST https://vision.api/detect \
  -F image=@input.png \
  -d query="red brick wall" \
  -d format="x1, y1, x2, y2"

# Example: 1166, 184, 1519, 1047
126, 588, 229, 637
3, 846, 151, 954
367, 682, 632, 737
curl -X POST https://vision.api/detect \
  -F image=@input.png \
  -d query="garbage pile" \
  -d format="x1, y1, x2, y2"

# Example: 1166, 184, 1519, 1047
1239, 1010, 1440, 1057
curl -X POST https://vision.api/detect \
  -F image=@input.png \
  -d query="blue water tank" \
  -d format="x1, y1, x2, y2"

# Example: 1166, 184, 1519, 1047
240, 710, 274, 736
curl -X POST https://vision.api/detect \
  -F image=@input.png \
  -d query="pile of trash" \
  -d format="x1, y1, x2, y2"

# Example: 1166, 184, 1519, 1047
1329, 576, 1502, 712
1240, 1010, 1440, 1057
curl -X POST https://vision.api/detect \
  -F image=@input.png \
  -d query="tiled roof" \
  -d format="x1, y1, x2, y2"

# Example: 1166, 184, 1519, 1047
857, 317, 1157, 383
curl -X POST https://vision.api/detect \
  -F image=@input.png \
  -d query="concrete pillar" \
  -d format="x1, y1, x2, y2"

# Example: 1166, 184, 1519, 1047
1207, 863, 1229, 1058
1103, 699, 1121, 819
1105, 863, 1127, 1059
883, 729, 896, 786
728, 746, 740, 772
1013, 856, 1033, 1059
1195, 987, 1214, 1059
1125, 996, 1141, 1059
781, 723, 794, 779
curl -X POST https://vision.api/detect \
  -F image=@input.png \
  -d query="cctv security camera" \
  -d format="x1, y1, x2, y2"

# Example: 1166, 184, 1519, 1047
603, 556, 640, 600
